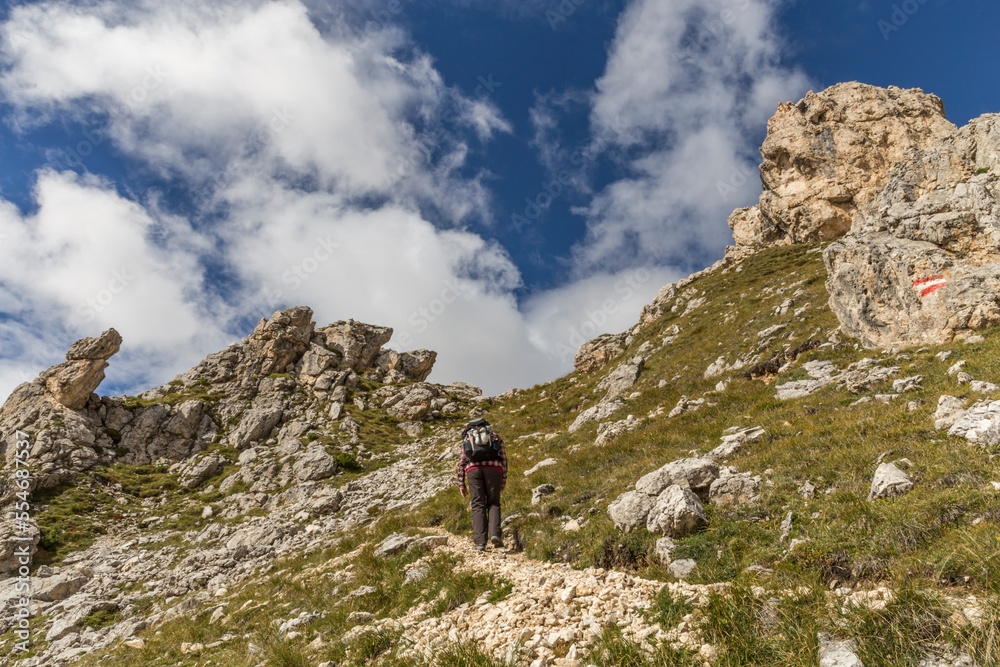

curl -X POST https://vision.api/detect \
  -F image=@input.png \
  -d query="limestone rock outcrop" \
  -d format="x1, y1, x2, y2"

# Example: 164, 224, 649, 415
730, 82, 958, 248
40, 328, 122, 410
574, 332, 628, 374
376, 349, 437, 383
722, 81, 1000, 349
316, 320, 393, 372
824, 166, 1000, 348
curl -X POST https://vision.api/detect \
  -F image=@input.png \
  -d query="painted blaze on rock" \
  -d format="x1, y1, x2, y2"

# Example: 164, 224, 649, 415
821, 104, 1000, 348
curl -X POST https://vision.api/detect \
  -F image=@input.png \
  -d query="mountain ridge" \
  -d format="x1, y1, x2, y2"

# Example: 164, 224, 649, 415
2, 81, 1000, 666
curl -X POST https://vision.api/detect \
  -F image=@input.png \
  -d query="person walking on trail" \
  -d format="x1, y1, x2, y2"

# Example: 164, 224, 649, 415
456, 418, 507, 551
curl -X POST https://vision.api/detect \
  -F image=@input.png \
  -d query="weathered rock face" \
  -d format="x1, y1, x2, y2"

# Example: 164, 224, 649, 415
724, 82, 1000, 349
730, 82, 958, 248
574, 332, 628, 374
824, 167, 1000, 348
316, 320, 393, 372
0, 329, 127, 499
596, 355, 645, 401
645, 485, 708, 538
40, 329, 122, 410
244, 306, 314, 376
376, 349, 437, 383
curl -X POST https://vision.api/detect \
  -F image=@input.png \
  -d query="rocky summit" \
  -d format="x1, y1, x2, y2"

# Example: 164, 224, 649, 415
2, 83, 1000, 667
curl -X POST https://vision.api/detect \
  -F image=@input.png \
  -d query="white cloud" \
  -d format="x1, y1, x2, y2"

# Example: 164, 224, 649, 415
0, 0, 813, 404
565, 0, 811, 273
0, 0, 507, 222
521, 265, 682, 366
0, 170, 227, 394
0, 0, 559, 400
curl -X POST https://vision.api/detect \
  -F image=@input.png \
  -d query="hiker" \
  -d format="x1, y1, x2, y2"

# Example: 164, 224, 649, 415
456, 418, 507, 551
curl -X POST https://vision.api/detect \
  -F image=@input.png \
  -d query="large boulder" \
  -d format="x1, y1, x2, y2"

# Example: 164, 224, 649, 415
39, 329, 122, 410
316, 320, 393, 372
730, 82, 958, 248
608, 491, 655, 533
568, 399, 623, 433
635, 458, 719, 500
596, 355, 645, 401
293, 444, 338, 482
177, 452, 226, 489
645, 485, 708, 538
381, 383, 439, 421
708, 470, 760, 508
229, 402, 284, 450
244, 306, 315, 376
376, 349, 437, 383
574, 332, 628, 374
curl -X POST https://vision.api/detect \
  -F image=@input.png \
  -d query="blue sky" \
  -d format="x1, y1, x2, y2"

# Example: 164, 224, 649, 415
0, 0, 997, 398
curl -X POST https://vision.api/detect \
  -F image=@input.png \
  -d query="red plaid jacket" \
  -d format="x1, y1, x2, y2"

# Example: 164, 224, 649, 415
456, 431, 507, 488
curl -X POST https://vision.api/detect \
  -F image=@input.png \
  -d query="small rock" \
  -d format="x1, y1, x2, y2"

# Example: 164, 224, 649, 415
668, 559, 697, 579
348, 611, 374, 624
892, 375, 924, 393
524, 458, 559, 477
869, 463, 914, 501
532, 484, 556, 506
373, 533, 416, 558
818, 632, 863, 667
780, 512, 794, 541
398, 421, 424, 438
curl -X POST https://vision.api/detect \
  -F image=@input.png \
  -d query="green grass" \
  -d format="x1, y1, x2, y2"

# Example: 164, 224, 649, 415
36, 242, 1000, 666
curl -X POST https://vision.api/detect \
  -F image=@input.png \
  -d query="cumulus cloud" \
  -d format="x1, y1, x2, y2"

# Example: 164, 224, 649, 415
0, 0, 509, 222
0, 169, 226, 393
564, 0, 812, 274
0, 0, 549, 399
0, 0, 812, 402
521, 265, 682, 365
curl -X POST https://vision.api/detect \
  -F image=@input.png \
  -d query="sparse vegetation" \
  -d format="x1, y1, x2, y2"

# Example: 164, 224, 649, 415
33, 243, 1000, 665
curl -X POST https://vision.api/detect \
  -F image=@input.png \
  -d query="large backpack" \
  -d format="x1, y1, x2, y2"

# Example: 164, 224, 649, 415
462, 418, 498, 462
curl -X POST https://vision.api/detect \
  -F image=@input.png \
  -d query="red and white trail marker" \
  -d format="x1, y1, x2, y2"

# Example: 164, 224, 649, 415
913, 275, 947, 297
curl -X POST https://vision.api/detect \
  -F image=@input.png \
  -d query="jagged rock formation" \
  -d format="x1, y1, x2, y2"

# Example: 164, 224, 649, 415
41, 329, 123, 410
574, 332, 629, 374
0, 308, 454, 578
721, 81, 1000, 349
825, 144, 1000, 348
729, 82, 958, 248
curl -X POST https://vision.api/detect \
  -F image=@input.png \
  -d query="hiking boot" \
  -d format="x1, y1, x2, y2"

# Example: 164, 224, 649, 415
490, 535, 504, 549
473, 544, 486, 551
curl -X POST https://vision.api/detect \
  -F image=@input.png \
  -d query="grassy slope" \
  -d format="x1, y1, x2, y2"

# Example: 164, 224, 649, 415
12, 243, 1000, 666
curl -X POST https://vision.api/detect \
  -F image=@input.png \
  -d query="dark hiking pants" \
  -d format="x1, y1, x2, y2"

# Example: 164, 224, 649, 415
467, 467, 503, 546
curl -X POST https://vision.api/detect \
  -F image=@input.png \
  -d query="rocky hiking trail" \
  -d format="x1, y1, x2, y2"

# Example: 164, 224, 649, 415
361, 528, 985, 667
359, 527, 725, 667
